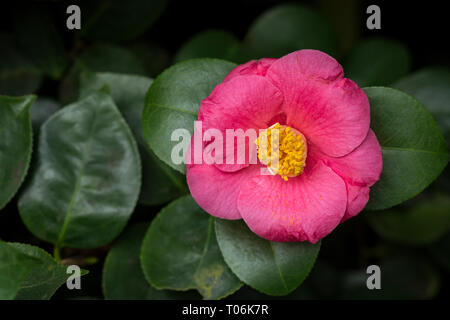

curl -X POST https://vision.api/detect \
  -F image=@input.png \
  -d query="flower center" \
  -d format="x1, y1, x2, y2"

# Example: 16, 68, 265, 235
255, 123, 307, 181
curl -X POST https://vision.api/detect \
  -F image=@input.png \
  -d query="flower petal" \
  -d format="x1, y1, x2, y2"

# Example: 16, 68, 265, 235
309, 130, 383, 220
199, 75, 283, 171
266, 49, 370, 157
223, 58, 276, 82
187, 163, 261, 220
237, 161, 347, 243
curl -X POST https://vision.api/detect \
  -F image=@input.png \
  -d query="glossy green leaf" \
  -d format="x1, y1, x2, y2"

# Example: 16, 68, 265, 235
344, 37, 411, 87
18, 91, 141, 249
393, 67, 450, 143
0, 241, 40, 299
143, 59, 236, 173
215, 219, 321, 296
243, 4, 339, 59
141, 196, 242, 300
0, 95, 35, 210
30, 98, 60, 135
80, 72, 187, 205
175, 30, 240, 63
103, 223, 200, 300
367, 194, 450, 245
0, 241, 88, 300
81, 0, 168, 42
59, 44, 146, 104
364, 87, 449, 210
0, 35, 42, 96
13, 6, 67, 79
340, 254, 440, 300
11, 243, 88, 300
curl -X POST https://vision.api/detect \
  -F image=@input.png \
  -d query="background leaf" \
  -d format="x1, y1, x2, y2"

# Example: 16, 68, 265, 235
243, 4, 339, 59
0, 240, 40, 299
364, 87, 449, 210
0, 95, 35, 210
215, 219, 320, 296
103, 222, 200, 299
18, 92, 141, 249
80, 0, 168, 42
174, 29, 241, 63
344, 37, 411, 87
393, 67, 450, 144
10, 243, 88, 300
367, 193, 450, 245
80, 72, 187, 206
0, 35, 42, 96
141, 196, 242, 299
13, 6, 67, 79
143, 58, 236, 173
29, 98, 60, 135
59, 44, 146, 104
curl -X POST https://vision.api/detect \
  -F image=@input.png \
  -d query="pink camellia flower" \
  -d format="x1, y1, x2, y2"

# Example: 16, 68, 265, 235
186, 49, 383, 243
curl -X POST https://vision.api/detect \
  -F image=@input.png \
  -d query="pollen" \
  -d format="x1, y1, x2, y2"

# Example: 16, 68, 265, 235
255, 123, 307, 181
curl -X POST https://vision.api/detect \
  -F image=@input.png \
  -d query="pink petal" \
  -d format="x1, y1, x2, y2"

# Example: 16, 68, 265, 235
309, 130, 383, 220
198, 75, 283, 172
266, 49, 370, 157
187, 163, 261, 220
237, 161, 347, 243
223, 58, 276, 82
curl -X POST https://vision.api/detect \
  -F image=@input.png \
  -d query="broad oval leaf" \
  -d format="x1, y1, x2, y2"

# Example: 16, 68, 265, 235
18, 91, 141, 249
243, 4, 339, 59
344, 37, 411, 87
81, 0, 167, 42
0, 241, 87, 300
80, 72, 187, 205
0, 95, 35, 210
393, 67, 450, 143
59, 43, 146, 104
175, 30, 240, 63
365, 87, 449, 210
143, 59, 236, 173
215, 219, 321, 296
367, 193, 450, 245
103, 223, 200, 300
141, 196, 242, 300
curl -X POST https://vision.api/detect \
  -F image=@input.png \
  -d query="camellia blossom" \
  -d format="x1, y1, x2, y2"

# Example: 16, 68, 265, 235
186, 49, 383, 243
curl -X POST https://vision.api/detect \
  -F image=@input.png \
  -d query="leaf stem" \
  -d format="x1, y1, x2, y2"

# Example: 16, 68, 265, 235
53, 244, 62, 262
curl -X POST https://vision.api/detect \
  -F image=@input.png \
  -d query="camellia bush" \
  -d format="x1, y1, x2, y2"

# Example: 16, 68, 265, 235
0, 1, 449, 300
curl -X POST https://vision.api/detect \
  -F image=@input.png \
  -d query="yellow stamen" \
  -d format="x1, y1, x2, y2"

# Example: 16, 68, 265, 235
255, 123, 307, 181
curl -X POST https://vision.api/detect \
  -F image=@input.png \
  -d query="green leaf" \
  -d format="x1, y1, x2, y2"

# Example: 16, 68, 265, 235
80, 72, 187, 205
393, 67, 450, 143
0, 95, 35, 210
364, 87, 449, 210
0, 241, 40, 299
30, 98, 60, 135
143, 59, 236, 174
59, 44, 146, 104
243, 4, 339, 59
10, 243, 88, 300
18, 91, 141, 249
340, 254, 440, 300
344, 37, 411, 87
0, 34, 42, 96
141, 196, 242, 300
175, 30, 240, 63
215, 219, 321, 296
81, 0, 168, 42
13, 6, 67, 79
367, 193, 450, 245
103, 223, 201, 300
0, 241, 88, 300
